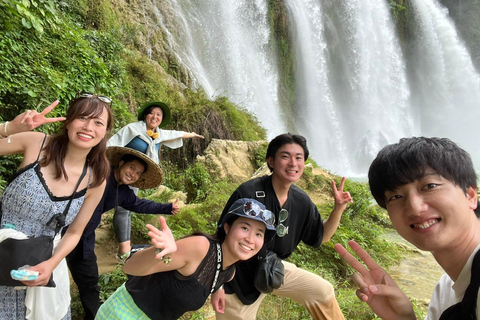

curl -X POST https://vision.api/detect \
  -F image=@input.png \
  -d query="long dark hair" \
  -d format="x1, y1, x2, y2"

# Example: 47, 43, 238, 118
39, 96, 114, 188
187, 216, 239, 243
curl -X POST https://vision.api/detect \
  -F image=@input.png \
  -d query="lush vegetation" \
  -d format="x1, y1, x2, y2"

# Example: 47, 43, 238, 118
0, 0, 266, 189
0, 1, 430, 319
95, 146, 428, 320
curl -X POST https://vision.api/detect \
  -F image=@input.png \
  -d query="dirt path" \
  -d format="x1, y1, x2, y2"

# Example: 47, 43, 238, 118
94, 223, 118, 275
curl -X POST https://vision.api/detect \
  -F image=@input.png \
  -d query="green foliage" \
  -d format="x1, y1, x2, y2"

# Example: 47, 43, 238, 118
0, 154, 21, 192
184, 162, 211, 202
98, 264, 127, 303
389, 0, 407, 19
253, 141, 269, 168
0, 0, 58, 32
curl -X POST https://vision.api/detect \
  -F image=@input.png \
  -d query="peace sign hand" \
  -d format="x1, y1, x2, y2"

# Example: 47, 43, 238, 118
10, 100, 66, 134
332, 177, 353, 210
334, 241, 416, 320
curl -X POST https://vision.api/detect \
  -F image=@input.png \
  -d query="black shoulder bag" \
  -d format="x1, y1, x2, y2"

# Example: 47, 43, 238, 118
252, 178, 285, 293
439, 249, 480, 320
0, 161, 88, 287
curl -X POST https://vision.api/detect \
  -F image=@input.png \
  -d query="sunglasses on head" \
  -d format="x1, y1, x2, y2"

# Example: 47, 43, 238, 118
76, 92, 113, 106
229, 201, 275, 228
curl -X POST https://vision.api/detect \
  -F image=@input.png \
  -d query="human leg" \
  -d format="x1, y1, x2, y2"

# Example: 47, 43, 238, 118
66, 239, 100, 320
113, 187, 138, 256
215, 292, 266, 320
272, 261, 345, 320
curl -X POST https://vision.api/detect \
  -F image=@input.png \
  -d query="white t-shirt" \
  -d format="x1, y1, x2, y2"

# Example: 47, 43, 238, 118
426, 244, 480, 319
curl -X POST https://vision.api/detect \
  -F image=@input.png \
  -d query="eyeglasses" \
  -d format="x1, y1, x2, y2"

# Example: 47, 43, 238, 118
228, 201, 275, 228
76, 92, 113, 106
276, 209, 289, 237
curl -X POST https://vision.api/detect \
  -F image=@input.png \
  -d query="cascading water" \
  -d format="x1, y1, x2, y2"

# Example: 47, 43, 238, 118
155, 0, 480, 177
407, 0, 480, 162
284, 0, 414, 176
158, 0, 286, 134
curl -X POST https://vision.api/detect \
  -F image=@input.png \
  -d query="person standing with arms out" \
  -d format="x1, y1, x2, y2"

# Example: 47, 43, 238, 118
66, 146, 180, 319
107, 101, 204, 256
0, 93, 113, 319
212, 133, 353, 320
335, 137, 480, 320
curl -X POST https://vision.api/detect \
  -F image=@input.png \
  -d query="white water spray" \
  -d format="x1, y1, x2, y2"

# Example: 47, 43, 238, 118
153, 0, 480, 176
158, 0, 286, 135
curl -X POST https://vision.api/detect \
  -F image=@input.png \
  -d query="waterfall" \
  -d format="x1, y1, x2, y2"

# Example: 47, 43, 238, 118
154, 0, 480, 177
408, 0, 480, 163
284, 0, 413, 176
158, 0, 286, 134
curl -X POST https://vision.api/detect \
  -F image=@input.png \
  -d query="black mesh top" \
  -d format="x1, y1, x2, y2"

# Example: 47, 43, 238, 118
126, 238, 235, 320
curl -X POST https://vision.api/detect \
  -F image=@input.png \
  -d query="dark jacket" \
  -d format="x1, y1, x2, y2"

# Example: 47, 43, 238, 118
80, 168, 172, 258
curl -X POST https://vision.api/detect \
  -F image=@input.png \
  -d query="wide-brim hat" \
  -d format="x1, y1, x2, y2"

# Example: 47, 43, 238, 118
219, 198, 276, 243
137, 101, 171, 128
106, 146, 163, 189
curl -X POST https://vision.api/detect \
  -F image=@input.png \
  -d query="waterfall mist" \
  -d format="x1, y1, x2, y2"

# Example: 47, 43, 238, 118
155, 0, 480, 177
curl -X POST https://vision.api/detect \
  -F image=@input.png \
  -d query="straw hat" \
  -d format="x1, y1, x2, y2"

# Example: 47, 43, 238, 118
137, 101, 171, 128
106, 146, 163, 189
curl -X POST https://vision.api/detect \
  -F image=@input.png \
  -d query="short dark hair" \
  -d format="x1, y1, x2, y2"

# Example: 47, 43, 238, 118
368, 137, 478, 210
266, 133, 309, 171
119, 154, 148, 174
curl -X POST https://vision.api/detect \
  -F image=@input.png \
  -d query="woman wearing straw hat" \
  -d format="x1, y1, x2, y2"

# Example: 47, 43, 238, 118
107, 101, 204, 256
66, 146, 179, 319
95, 198, 276, 320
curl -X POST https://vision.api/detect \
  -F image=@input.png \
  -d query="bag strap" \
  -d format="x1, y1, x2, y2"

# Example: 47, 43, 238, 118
35, 133, 48, 162
46, 161, 89, 236
253, 178, 272, 259
254, 178, 266, 205
439, 249, 480, 319
210, 242, 223, 294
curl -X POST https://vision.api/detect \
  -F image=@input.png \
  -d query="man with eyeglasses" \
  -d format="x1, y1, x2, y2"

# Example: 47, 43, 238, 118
212, 133, 353, 320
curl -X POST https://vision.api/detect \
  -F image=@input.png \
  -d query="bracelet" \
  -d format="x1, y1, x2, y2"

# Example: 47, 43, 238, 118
3, 121, 10, 144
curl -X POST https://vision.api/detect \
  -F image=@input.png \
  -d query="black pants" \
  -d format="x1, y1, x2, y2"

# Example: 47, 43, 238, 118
66, 239, 100, 320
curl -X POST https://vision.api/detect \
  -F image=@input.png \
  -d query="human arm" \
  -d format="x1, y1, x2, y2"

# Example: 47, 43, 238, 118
124, 217, 209, 276
0, 101, 65, 157
24, 180, 106, 287
334, 240, 416, 320
160, 131, 204, 146
211, 286, 226, 313
0, 100, 65, 137
182, 131, 204, 139
171, 198, 180, 215
322, 177, 353, 242
211, 270, 236, 313
119, 187, 178, 215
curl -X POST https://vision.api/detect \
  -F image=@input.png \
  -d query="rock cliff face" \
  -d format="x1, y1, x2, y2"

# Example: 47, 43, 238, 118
195, 139, 269, 184
195, 138, 336, 207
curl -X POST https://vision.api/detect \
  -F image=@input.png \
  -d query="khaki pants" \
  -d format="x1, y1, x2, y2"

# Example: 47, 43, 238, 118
215, 261, 345, 320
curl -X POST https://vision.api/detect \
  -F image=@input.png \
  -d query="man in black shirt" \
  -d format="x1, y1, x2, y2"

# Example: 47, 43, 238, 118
212, 133, 353, 320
